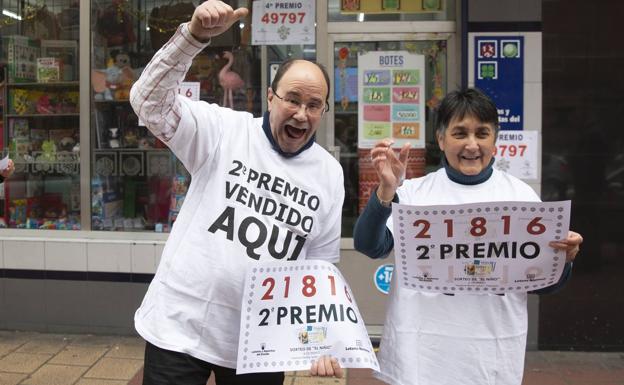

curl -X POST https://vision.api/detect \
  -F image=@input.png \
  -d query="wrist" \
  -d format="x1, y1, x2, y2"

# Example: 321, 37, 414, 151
376, 187, 396, 208
186, 23, 212, 44
376, 185, 396, 202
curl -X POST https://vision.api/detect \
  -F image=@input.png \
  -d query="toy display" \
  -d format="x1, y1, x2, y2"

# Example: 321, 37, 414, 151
9, 195, 80, 230
92, 50, 137, 101
9, 88, 79, 115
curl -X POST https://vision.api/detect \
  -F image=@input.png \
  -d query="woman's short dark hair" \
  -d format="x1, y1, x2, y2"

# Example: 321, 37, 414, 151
435, 88, 500, 136
270, 59, 331, 105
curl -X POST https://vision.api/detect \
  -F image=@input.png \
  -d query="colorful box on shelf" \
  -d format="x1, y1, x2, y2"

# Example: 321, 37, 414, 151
2, 35, 40, 83
40, 39, 77, 81
37, 57, 62, 83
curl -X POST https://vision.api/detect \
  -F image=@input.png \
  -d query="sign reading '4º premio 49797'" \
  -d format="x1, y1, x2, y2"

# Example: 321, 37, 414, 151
392, 201, 571, 294
237, 260, 379, 374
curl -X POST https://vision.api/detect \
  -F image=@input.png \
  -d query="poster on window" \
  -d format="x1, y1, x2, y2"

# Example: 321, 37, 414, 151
236, 260, 379, 374
252, 1, 315, 45
474, 36, 524, 131
357, 51, 426, 149
494, 130, 538, 180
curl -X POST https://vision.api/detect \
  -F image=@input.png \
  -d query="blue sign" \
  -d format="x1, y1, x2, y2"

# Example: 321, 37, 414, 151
474, 36, 524, 130
374, 264, 394, 294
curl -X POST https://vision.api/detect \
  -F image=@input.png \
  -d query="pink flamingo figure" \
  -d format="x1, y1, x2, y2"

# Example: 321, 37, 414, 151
218, 51, 245, 108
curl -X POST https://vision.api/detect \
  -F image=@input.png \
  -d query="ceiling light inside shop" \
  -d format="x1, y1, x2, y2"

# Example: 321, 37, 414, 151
2, 9, 22, 20
239, 22, 245, 29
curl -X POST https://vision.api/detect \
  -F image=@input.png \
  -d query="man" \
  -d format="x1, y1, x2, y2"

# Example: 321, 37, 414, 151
130, 1, 344, 383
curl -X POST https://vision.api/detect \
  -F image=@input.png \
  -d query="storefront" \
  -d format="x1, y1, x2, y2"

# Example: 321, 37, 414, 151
1, 0, 622, 351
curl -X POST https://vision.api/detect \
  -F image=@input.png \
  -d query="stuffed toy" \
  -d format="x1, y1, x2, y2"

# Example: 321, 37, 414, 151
92, 50, 136, 101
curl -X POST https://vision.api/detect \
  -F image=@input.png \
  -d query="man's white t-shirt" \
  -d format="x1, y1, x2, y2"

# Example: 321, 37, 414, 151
135, 100, 344, 368
377, 167, 540, 385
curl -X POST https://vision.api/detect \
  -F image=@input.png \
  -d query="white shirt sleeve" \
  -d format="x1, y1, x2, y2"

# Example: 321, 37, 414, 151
129, 22, 208, 142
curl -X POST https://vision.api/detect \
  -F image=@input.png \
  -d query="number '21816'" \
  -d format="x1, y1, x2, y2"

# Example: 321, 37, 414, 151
261, 275, 352, 303
412, 216, 546, 238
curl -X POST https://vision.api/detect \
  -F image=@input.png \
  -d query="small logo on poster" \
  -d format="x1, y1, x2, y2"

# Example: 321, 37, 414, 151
464, 260, 497, 277
251, 342, 275, 356
478, 62, 498, 80
298, 326, 327, 345
478, 40, 497, 58
374, 264, 394, 294
501, 40, 521, 58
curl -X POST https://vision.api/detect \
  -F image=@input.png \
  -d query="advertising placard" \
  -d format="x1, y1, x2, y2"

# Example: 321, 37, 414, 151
494, 130, 538, 180
391, 201, 571, 293
358, 51, 425, 149
474, 36, 524, 130
252, 1, 315, 45
237, 260, 379, 374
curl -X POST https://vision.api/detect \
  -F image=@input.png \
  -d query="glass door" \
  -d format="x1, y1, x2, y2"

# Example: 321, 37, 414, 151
327, 34, 456, 237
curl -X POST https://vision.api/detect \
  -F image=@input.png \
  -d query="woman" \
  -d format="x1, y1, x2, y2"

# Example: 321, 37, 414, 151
353, 88, 582, 385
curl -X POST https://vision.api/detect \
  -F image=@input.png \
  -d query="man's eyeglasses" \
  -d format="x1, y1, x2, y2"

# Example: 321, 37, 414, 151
272, 90, 330, 117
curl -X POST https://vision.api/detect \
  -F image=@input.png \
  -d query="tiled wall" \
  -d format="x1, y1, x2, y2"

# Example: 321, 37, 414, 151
0, 239, 164, 274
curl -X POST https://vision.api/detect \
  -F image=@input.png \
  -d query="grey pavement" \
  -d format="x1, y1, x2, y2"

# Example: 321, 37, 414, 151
1, 331, 623, 385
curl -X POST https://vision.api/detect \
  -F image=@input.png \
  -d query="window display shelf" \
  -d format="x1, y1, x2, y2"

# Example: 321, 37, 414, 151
7, 113, 80, 118
7, 81, 79, 87
2, 66, 81, 229
93, 148, 169, 152
93, 100, 131, 104
13, 151, 80, 175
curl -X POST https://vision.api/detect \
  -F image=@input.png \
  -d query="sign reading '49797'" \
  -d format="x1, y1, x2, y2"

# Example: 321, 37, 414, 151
392, 200, 571, 294
252, 1, 316, 45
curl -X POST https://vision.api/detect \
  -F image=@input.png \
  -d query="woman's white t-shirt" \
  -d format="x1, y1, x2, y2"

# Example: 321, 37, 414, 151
377, 167, 540, 385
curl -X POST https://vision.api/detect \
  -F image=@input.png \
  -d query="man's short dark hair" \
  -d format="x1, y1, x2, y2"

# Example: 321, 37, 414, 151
271, 59, 331, 105
435, 88, 500, 136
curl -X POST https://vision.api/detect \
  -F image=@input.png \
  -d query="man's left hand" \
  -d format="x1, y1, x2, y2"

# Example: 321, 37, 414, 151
310, 355, 344, 378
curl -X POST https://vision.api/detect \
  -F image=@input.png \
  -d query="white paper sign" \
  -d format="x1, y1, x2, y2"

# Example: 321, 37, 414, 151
237, 260, 379, 374
391, 200, 571, 294
252, 1, 315, 45
177, 81, 200, 101
357, 51, 426, 149
494, 130, 538, 180
138, 82, 200, 127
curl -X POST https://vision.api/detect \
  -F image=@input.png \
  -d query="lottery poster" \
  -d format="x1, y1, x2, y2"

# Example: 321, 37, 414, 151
357, 51, 426, 149
237, 260, 379, 374
494, 130, 538, 180
252, 1, 316, 45
391, 200, 571, 294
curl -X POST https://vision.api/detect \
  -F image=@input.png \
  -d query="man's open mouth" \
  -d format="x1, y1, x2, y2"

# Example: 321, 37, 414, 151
285, 124, 307, 139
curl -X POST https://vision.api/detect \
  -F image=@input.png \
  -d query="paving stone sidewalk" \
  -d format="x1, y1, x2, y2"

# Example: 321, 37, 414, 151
1, 331, 623, 385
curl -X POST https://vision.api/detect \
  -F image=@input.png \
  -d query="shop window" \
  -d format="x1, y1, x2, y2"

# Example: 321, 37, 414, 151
333, 40, 448, 237
90, 0, 260, 232
1, 1, 81, 229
